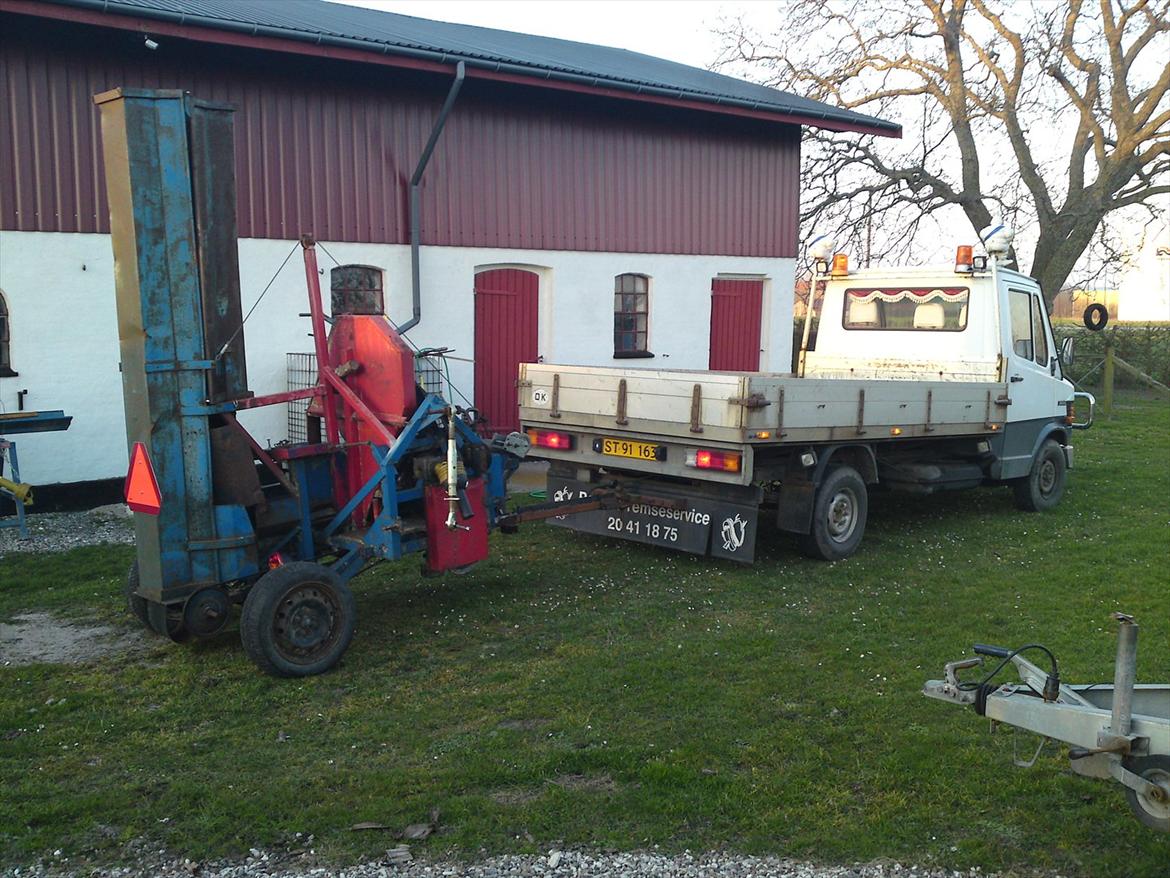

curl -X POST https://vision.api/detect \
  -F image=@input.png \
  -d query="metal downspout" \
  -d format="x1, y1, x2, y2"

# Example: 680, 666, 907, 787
398, 60, 465, 335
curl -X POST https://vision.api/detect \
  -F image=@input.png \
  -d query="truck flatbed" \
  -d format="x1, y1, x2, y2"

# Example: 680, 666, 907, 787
520, 363, 1007, 484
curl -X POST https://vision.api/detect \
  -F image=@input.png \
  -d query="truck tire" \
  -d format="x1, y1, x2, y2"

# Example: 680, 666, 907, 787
240, 561, 356, 677
1012, 439, 1066, 512
798, 465, 868, 561
126, 561, 187, 640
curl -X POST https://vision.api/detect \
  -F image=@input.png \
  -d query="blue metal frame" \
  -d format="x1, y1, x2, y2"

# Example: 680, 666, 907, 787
98, 89, 263, 605
306, 394, 485, 582
98, 87, 525, 643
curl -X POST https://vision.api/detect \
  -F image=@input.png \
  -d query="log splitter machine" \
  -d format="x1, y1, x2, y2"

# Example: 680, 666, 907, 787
97, 88, 626, 676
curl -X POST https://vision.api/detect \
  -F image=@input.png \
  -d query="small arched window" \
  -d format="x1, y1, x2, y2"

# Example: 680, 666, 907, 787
0, 291, 13, 376
614, 273, 652, 358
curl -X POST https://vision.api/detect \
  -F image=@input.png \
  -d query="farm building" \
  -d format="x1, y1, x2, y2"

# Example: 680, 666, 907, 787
0, 0, 899, 495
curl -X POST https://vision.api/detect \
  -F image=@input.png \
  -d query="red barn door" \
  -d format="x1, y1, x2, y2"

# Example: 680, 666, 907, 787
709, 278, 763, 371
474, 268, 539, 433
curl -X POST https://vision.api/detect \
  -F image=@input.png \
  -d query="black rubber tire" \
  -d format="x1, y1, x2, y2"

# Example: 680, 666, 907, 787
1083, 303, 1109, 331
1012, 439, 1067, 512
127, 561, 188, 640
125, 561, 150, 628
1123, 755, 1170, 833
798, 465, 868, 561
240, 562, 356, 677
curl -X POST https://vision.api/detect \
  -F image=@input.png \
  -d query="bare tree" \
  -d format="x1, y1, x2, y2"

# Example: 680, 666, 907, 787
717, 0, 1170, 302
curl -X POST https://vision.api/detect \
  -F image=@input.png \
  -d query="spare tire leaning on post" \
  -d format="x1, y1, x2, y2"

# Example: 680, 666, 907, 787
1083, 303, 1109, 332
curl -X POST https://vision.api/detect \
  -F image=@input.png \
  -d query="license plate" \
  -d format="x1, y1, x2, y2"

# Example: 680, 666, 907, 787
596, 437, 665, 461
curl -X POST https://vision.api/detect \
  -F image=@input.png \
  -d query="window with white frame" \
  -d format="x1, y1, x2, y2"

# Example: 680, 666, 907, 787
614, 273, 651, 357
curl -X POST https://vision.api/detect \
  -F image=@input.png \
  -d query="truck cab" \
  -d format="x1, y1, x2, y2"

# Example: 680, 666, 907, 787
804, 259, 1077, 481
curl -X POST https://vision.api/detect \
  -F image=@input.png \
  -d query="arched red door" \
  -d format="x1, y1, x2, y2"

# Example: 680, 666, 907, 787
474, 268, 539, 434
709, 278, 763, 371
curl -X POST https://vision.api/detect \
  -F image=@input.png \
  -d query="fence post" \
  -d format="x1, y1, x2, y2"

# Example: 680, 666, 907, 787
1102, 342, 1115, 415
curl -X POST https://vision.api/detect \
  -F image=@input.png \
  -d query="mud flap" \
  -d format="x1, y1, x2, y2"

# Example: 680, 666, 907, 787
546, 476, 759, 563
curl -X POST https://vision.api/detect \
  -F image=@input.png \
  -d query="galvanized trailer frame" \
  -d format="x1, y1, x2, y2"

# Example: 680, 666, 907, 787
924, 614, 1170, 832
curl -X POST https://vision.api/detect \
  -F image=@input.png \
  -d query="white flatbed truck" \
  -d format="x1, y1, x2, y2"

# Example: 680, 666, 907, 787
520, 236, 1094, 563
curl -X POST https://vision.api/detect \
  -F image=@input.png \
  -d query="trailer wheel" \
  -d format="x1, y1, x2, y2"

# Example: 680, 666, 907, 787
240, 562, 356, 677
1123, 755, 1170, 833
798, 465, 868, 561
126, 561, 188, 640
125, 561, 150, 629
1012, 439, 1066, 512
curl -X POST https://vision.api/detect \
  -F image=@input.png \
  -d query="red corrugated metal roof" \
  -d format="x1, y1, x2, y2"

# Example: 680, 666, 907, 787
15, 0, 901, 137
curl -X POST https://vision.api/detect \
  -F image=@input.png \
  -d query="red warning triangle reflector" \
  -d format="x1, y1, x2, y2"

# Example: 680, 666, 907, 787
124, 442, 162, 515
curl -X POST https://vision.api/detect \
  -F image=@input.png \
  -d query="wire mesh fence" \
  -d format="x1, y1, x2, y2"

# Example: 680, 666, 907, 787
415, 355, 445, 397
285, 350, 467, 443
286, 352, 317, 444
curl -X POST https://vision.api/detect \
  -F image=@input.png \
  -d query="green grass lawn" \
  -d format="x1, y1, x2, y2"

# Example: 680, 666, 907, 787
2, 394, 1168, 876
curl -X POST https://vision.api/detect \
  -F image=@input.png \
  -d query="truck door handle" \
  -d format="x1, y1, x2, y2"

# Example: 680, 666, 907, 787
1010, 375, 1024, 382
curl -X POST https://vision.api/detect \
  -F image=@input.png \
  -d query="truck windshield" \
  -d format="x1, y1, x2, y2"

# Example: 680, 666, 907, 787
843, 287, 968, 331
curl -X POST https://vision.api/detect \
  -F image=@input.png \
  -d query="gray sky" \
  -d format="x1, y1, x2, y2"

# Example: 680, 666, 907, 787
335, 0, 763, 69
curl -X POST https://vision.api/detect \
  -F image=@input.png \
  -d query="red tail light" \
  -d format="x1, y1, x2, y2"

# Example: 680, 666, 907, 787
686, 448, 742, 472
527, 429, 575, 450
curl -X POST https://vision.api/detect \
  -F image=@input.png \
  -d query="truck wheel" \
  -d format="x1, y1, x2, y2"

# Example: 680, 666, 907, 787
798, 465, 868, 561
1012, 439, 1066, 512
1123, 755, 1170, 833
240, 562, 356, 677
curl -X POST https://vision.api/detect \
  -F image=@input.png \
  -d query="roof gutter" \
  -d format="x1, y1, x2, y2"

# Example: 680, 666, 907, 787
33, 0, 900, 136
399, 60, 465, 335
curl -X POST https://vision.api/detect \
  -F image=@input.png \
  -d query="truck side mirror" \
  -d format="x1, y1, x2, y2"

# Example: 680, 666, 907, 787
1059, 336, 1075, 368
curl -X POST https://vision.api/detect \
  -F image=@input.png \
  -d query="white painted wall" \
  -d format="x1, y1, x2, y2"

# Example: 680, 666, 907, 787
1116, 224, 1170, 322
0, 230, 793, 485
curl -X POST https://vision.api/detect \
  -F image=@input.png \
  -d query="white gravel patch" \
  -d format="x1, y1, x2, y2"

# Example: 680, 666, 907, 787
0, 849, 1029, 878
0, 611, 150, 666
0, 504, 134, 556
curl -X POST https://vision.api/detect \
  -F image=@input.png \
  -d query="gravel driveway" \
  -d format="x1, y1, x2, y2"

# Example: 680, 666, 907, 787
0, 849, 1011, 878
0, 504, 134, 556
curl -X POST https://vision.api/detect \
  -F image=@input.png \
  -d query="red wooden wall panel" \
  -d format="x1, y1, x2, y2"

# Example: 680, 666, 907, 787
473, 268, 539, 434
1, 12, 800, 257
709, 278, 763, 371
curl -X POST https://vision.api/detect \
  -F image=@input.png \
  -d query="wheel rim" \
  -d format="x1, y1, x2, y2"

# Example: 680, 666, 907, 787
274, 583, 341, 664
1038, 459, 1057, 495
1135, 767, 1170, 823
826, 488, 859, 542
